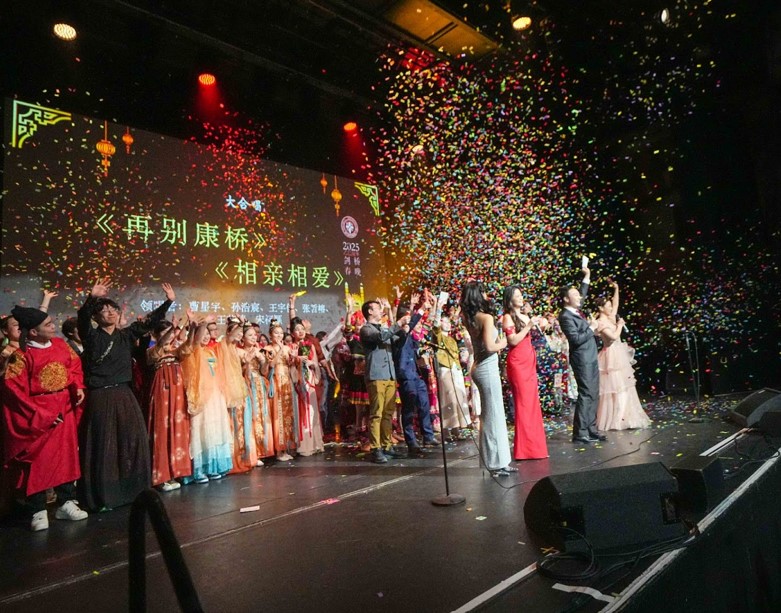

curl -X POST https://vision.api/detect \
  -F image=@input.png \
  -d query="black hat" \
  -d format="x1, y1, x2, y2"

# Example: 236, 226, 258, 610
10, 306, 47, 331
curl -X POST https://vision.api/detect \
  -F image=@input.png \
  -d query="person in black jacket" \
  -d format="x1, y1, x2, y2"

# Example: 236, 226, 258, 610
77, 278, 174, 510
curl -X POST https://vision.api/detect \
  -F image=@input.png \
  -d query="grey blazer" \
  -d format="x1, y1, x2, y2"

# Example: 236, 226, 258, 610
359, 322, 403, 382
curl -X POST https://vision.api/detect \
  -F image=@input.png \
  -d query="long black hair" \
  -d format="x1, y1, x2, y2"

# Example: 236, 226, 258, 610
502, 285, 524, 333
459, 281, 492, 327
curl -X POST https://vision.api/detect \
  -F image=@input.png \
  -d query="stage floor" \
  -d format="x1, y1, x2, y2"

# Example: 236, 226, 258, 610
0, 394, 773, 612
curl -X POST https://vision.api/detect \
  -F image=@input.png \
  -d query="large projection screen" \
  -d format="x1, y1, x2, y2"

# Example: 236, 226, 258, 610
2, 100, 387, 332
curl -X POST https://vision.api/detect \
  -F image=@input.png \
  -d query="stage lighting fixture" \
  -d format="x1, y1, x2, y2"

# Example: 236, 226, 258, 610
53, 23, 77, 41
343, 121, 358, 133
658, 8, 671, 25
198, 73, 217, 86
512, 15, 532, 31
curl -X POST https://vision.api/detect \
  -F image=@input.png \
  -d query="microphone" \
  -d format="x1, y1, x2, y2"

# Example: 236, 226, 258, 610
421, 338, 447, 351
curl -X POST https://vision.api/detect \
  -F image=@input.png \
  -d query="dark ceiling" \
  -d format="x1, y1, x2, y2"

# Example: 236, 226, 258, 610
1, 0, 779, 177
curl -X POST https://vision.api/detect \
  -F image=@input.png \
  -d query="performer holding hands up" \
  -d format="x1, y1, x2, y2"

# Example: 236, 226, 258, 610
558, 265, 605, 445
501, 286, 548, 460
594, 280, 651, 431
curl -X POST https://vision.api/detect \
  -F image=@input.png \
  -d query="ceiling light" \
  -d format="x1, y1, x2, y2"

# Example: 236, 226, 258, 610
198, 73, 217, 86
53, 23, 77, 41
512, 15, 532, 31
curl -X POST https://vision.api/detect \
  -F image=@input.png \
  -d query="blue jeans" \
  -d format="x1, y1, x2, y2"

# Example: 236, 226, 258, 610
398, 376, 434, 447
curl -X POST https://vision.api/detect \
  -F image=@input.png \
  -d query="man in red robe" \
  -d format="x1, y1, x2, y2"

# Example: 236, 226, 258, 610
2, 306, 88, 531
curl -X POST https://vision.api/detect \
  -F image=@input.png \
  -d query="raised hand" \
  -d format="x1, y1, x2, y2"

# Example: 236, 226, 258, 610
162, 282, 176, 301
393, 285, 402, 301
410, 292, 421, 308
43, 289, 59, 301
118, 305, 129, 328
186, 307, 197, 322
91, 277, 112, 298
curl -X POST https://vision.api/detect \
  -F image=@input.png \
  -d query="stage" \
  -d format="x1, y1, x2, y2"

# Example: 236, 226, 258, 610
1, 394, 780, 613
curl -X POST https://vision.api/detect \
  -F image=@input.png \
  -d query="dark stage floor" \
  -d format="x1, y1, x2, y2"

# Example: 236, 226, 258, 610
1, 394, 776, 612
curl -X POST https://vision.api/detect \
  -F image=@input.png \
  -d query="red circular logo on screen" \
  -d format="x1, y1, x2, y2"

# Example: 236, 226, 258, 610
341, 216, 359, 238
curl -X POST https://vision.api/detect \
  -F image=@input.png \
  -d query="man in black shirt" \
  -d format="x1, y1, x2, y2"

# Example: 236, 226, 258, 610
77, 278, 174, 511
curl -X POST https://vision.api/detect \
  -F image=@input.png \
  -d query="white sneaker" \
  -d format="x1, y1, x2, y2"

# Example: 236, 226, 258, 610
276, 453, 293, 462
159, 480, 181, 492
55, 500, 88, 521
256, 459, 264, 467
31, 510, 49, 531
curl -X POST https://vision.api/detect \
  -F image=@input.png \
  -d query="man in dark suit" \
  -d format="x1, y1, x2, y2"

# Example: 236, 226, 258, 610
558, 267, 607, 444
392, 302, 437, 457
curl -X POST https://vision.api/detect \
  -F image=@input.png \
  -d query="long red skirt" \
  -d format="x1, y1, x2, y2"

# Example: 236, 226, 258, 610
147, 362, 191, 485
507, 336, 548, 460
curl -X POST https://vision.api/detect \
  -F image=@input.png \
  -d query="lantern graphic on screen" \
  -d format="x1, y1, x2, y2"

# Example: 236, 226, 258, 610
122, 127, 134, 154
331, 176, 342, 216
95, 120, 116, 176
320, 172, 328, 194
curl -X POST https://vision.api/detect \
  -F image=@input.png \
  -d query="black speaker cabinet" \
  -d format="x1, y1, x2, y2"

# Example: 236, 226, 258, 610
670, 455, 724, 519
729, 388, 781, 428
524, 462, 686, 553
757, 408, 781, 437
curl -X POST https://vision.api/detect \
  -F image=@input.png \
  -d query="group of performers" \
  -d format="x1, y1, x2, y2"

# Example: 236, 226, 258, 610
0, 267, 650, 531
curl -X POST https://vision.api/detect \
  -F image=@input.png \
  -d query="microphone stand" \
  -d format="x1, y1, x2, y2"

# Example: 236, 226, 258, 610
424, 338, 466, 507
683, 331, 701, 403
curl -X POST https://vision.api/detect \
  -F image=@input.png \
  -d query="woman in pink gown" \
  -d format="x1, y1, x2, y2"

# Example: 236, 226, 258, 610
595, 281, 651, 431
501, 286, 548, 460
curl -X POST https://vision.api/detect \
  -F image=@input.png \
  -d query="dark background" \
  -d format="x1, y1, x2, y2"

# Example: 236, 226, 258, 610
1, 0, 779, 394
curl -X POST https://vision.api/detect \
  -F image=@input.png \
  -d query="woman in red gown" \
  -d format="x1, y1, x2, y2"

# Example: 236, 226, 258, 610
146, 320, 194, 491
501, 286, 548, 460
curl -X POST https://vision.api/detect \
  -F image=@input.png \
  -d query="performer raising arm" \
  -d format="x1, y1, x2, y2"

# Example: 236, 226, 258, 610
557, 266, 606, 445
594, 280, 651, 431
77, 278, 174, 511
3, 305, 87, 531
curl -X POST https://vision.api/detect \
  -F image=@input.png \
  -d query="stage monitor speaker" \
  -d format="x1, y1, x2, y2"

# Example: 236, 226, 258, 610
757, 408, 781, 437
670, 455, 724, 519
729, 388, 781, 428
524, 462, 686, 553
